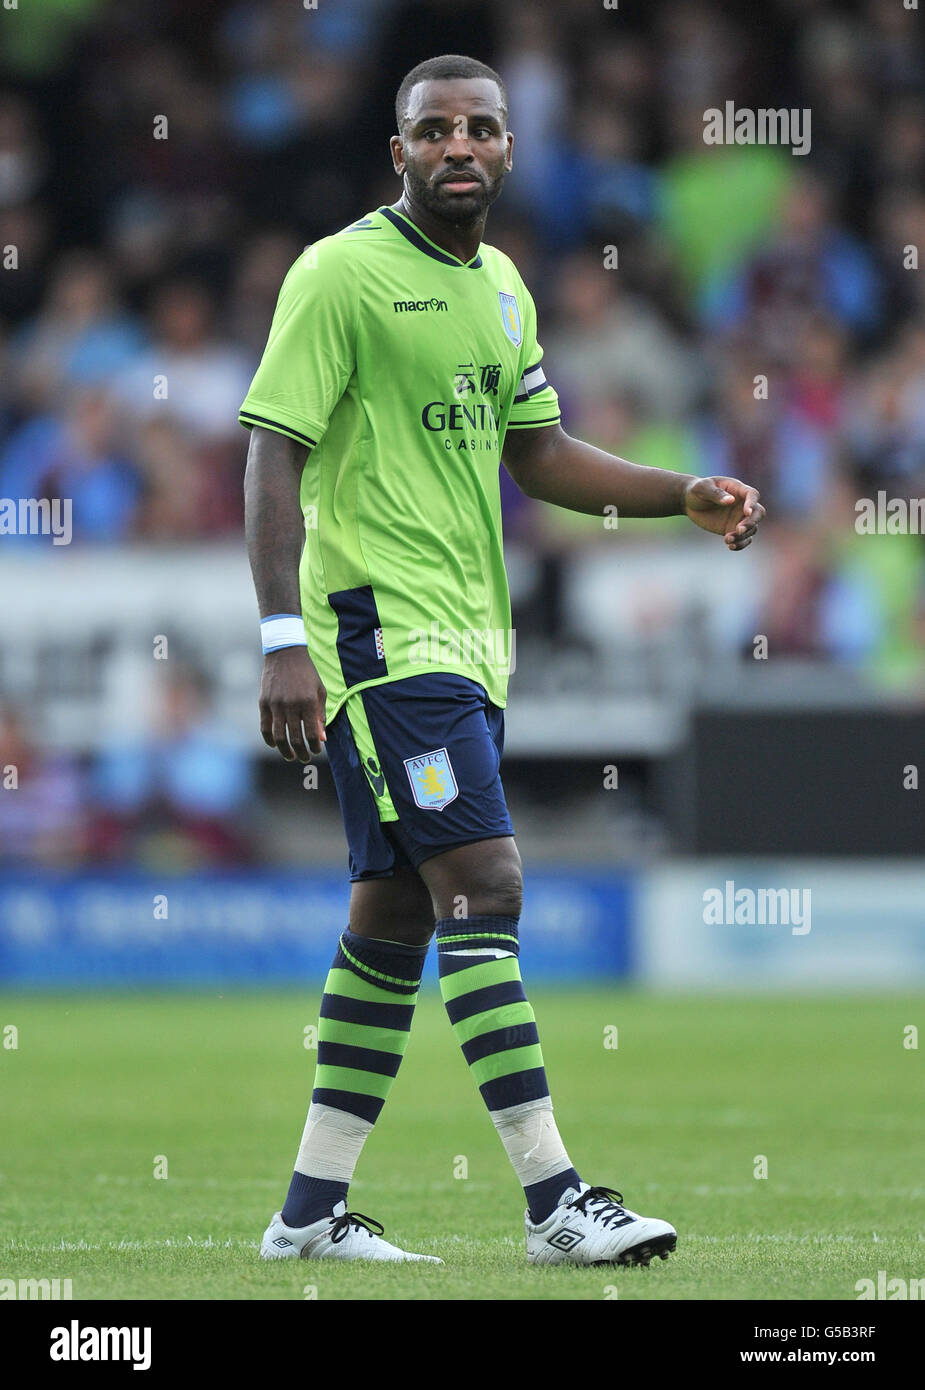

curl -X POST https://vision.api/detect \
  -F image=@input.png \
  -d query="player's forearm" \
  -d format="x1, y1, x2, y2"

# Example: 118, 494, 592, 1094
517, 430, 694, 518
243, 426, 309, 617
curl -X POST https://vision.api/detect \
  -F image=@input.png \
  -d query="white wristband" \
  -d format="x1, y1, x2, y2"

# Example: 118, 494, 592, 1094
260, 614, 306, 654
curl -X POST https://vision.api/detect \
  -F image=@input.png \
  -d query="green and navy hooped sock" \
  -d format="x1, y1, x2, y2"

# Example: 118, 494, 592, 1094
436, 915, 581, 1222
281, 928, 427, 1229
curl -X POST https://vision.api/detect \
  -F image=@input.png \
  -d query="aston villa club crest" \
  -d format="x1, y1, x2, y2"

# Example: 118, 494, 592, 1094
403, 747, 459, 811
499, 291, 522, 347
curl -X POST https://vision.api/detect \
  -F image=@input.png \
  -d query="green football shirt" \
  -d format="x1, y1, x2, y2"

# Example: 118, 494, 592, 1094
239, 205, 560, 721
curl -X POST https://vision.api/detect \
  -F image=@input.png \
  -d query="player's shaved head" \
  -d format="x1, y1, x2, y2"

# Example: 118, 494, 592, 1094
395, 54, 507, 133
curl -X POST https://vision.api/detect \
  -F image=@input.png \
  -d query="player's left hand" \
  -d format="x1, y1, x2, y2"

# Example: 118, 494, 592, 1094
683, 476, 766, 551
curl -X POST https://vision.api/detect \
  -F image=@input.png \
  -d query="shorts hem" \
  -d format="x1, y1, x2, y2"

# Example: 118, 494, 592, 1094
347, 866, 399, 883
410, 829, 515, 872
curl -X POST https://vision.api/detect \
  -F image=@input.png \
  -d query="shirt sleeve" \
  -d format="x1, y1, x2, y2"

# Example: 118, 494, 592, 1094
505, 280, 561, 432
239, 238, 357, 450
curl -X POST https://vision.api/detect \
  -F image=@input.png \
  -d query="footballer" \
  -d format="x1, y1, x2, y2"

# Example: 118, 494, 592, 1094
241, 54, 765, 1267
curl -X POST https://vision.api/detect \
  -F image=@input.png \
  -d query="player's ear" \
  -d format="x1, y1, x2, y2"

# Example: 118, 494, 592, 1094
505, 130, 514, 174
389, 133, 405, 176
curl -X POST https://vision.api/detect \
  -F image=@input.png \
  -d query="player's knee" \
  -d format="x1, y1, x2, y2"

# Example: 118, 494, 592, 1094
349, 872, 435, 945
421, 837, 523, 920
475, 876, 522, 920
467, 852, 523, 919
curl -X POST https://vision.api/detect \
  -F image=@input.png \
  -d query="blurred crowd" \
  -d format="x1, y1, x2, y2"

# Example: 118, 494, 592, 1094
0, 665, 258, 870
1, 0, 924, 863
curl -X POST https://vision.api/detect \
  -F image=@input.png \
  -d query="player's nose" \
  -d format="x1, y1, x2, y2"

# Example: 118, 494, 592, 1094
443, 133, 474, 161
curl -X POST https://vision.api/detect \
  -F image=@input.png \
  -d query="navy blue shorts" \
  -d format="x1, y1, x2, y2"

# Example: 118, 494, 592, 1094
323, 673, 514, 880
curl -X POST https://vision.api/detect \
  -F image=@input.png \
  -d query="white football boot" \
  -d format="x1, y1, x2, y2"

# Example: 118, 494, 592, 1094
525, 1183, 677, 1267
260, 1201, 443, 1263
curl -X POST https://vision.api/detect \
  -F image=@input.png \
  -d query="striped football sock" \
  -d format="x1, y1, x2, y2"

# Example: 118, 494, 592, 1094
281, 928, 427, 1228
435, 914, 581, 1222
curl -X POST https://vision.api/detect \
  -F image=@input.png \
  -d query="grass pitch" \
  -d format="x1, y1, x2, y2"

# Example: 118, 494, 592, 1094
1, 989, 922, 1301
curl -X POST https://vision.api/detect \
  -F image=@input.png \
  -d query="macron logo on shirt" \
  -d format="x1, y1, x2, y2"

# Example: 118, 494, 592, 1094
393, 298, 448, 313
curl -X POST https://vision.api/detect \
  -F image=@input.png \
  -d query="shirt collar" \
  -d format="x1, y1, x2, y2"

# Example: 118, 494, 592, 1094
378, 206, 483, 269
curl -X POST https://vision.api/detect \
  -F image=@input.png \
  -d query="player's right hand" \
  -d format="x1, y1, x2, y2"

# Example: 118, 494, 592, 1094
258, 647, 327, 762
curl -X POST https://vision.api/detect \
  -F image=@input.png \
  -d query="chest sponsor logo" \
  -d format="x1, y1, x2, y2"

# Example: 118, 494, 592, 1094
454, 361, 501, 397
499, 291, 522, 346
403, 747, 459, 811
420, 362, 504, 452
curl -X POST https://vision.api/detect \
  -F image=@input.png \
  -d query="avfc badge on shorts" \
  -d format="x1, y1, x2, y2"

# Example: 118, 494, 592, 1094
403, 747, 459, 812
499, 291, 522, 347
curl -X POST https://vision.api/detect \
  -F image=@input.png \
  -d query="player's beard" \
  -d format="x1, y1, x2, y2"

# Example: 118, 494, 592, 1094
404, 163, 505, 227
